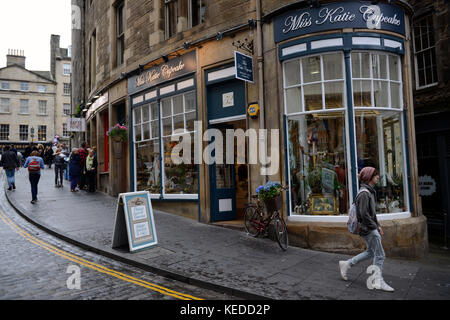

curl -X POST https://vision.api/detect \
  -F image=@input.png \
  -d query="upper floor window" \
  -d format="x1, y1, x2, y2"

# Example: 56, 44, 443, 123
38, 85, 47, 93
165, 0, 205, 39
38, 100, 47, 115
64, 83, 71, 95
20, 82, 29, 91
1, 82, 9, 90
190, 0, 205, 27
89, 30, 97, 91
62, 123, 69, 137
413, 14, 438, 89
20, 99, 29, 114
0, 98, 10, 113
63, 103, 71, 116
115, 1, 125, 67
63, 63, 71, 75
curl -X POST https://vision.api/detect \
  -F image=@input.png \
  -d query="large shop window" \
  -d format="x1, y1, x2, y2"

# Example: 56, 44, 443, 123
285, 51, 407, 217
134, 90, 198, 198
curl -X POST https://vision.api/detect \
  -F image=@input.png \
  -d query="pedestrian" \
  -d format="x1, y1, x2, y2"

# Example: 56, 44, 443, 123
37, 144, 45, 159
23, 150, 45, 204
53, 148, 65, 188
44, 145, 54, 169
23, 143, 33, 159
78, 142, 89, 190
0, 145, 20, 191
85, 148, 98, 193
69, 148, 81, 192
339, 166, 394, 292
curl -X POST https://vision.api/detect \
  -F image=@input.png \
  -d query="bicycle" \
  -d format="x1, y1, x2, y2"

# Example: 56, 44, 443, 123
244, 191, 289, 251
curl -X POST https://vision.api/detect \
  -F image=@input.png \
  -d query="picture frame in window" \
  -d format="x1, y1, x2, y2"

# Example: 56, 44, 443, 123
309, 195, 337, 215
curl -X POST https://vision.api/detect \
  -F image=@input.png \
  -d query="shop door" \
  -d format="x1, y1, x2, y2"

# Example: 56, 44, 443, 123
206, 78, 246, 222
209, 125, 236, 222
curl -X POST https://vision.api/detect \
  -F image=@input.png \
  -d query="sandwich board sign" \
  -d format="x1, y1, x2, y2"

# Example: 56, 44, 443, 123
112, 191, 158, 252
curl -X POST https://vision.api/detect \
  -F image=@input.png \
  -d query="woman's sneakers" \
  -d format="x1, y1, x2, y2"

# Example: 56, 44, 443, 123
339, 261, 351, 281
379, 279, 395, 292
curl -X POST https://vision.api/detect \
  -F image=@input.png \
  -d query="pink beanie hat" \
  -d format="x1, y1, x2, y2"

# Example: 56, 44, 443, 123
359, 167, 376, 183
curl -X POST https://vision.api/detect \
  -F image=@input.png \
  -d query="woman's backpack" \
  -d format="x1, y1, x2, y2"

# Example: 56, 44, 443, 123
28, 157, 41, 172
347, 188, 370, 234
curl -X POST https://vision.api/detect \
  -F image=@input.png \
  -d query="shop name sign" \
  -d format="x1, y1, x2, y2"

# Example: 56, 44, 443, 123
274, 1, 405, 43
67, 118, 86, 132
128, 51, 196, 95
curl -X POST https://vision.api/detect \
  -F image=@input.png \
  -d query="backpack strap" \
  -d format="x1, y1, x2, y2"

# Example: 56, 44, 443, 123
353, 187, 370, 204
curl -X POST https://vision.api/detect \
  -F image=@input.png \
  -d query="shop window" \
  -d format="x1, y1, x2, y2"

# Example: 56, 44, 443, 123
352, 52, 402, 109
285, 52, 349, 216
133, 90, 198, 197
413, 14, 438, 88
355, 111, 406, 214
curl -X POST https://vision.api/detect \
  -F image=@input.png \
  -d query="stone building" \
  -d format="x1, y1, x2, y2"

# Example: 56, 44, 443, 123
409, 0, 450, 247
73, 0, 428, 258
0, 50, 56, 150
50, 35, 72, 145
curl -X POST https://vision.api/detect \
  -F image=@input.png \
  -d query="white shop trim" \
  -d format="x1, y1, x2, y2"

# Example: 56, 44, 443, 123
207, 67, 235, 82
282, 43, 307, 57
288, 211, 411, 222
310, 38, 343, 50
209, 114, 246, 125
352, 37, 381, 46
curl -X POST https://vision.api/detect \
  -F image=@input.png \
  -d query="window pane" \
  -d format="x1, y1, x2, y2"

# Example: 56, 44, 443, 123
163, 135, 198, 194
173, 95, 183, 114
134, 125, 142, 141
353, 80, 371, 107
355, 111, 405, 213
389, 56, 399, 81
372, 54, 387, 79
286, 87, 302, 114
151, 120, 159, 139
324, 82, 344, 109
136, 140, 161, 193
150, 102, 159, 120
287, 112, 348, 215
134, 108, 141, 124
162, 117, 172, 136
303, 56, 321, 83
161, 98, 172, 117
142, 105, 149, 122
173, 114, 184, 132
374, 81, 389, 107
185, 91, 196, 112
390, 83, 401, 109
351, 53, 370, 78
285, 60, 300, 86
185, 111, 196, 132
304, 83, 322, 111
143, 123, 150, 140
323, 54, 342, 80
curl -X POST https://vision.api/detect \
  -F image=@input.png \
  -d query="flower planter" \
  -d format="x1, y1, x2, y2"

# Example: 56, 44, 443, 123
264, 194, 283, 213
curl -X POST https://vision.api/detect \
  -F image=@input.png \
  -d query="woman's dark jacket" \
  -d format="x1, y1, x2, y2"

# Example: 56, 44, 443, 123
356, 183, 380, 237
69, 153, 82, 177
0, 150, 20, 170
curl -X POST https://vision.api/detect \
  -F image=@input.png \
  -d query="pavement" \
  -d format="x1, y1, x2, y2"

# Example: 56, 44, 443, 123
3, 167, 450, 300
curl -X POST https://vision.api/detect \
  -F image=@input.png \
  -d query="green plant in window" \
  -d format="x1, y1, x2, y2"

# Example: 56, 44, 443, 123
307, 166, 322, 194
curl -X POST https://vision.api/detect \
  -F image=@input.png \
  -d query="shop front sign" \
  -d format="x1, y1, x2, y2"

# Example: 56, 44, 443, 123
86, 92, 108, 121
234, 51, 254, 83
273, 1, 405, 43
67, 118, 86, 132
128, 51, 196, 95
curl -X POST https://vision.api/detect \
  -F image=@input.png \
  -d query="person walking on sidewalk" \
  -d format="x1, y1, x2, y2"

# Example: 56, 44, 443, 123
53, 148, 65, 187
339, 166, 395, 292
85, 148, 98, 193
23, 151, 45, 204
69, 148, 81, 192
0, 145, 20, 191
78, 142, 89, 190
44, 145, 54, 169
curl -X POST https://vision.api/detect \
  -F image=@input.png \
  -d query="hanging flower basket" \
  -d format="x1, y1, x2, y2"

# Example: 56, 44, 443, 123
107, 124, 128, 142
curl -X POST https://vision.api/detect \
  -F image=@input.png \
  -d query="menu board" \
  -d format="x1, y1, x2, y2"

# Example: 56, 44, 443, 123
112, 191, 158, 252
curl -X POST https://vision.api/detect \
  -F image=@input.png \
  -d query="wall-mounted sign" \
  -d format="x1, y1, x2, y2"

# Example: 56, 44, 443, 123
128, 51, 196, 95
112, 191, 158, 252
67, 118, 86, 132
273, 1, 405, 43
419, 175, 437, 197
235, 51, 254, 83
222, 92, 234, 108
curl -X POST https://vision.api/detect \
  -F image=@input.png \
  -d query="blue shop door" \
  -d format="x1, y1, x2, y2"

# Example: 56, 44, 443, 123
207, 79, 246, 222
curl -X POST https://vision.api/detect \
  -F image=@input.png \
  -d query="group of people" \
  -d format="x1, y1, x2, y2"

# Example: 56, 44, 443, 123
0, 141, 98, 203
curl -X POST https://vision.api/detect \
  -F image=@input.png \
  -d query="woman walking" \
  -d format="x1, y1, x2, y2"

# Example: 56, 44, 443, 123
339, 166, 394, 292
85, 148, 98, 193
53, 148, 65, 187
0, 145, 20, 191
44, 145, 54, 168
23, 151, 45, 204
69, 148, 81, 192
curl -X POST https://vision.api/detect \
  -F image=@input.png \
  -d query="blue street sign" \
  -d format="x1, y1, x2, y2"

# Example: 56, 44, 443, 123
235, 51, 254, 83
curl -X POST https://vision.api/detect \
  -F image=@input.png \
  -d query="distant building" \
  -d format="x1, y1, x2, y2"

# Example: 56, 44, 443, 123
50, 34, 72, 145
0, 49, 56, 151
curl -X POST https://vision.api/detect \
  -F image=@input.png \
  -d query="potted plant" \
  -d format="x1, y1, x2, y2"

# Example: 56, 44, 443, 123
106, 123, 128, 142
307, 166, 322, 194
256, 181, 284, 212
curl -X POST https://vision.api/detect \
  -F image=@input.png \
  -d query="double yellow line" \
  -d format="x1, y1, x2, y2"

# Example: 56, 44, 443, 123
0, 208, 202, 300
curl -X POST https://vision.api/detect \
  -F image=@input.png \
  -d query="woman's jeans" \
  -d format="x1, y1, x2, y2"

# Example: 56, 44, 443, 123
29, 172, 40, 201
348, 229, 385, 273
5, 169, 15, 188
55, 166, 64, 186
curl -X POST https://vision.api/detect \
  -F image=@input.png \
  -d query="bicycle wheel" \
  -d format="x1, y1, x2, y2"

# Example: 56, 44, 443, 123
244, 206, 263, 237
273, 215, 288, 251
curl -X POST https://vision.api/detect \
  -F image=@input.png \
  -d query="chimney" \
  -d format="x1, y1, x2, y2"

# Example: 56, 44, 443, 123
7, 49, 26, 68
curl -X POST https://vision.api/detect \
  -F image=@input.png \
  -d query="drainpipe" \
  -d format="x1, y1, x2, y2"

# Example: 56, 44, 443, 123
256, 0, 266, 185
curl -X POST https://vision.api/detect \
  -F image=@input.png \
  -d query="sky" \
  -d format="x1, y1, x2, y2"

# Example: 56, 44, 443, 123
0, 0, 72, 71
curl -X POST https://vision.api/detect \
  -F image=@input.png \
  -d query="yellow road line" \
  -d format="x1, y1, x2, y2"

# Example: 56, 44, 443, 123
0, 209, 203, 300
